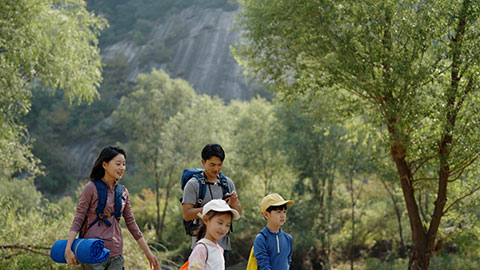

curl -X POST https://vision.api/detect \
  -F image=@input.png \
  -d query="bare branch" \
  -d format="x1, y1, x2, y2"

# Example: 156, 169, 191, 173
0, 251, 23, 260
443, 186, 480, 215
412, 157, 434, 176
0, 245, 50, 257
413, 177, 439, 182
449, 155, 478, 176
448, 155, 479, 182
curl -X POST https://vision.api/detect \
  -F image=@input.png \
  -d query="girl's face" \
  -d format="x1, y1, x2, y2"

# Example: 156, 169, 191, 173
203, 212, 232, 243
103, 154, 126, 181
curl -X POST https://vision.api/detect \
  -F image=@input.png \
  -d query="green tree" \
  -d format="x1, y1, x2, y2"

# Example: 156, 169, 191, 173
0, 0, 106, 177
229, 98, 294, 196
113, 68, 196, 239
233, 0, 480, 269
275, 102, 345, 269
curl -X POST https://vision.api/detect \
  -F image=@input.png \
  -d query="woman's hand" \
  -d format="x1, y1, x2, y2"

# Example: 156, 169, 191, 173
145, 250, 159, 270
65, 249, 78, 265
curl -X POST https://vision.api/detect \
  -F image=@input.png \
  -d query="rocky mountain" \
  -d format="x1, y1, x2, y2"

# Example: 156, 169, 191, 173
101, 5, 251, 101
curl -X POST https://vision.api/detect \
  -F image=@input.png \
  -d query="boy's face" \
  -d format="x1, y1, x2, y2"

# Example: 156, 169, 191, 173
201, 156, 223, 179
263, 208, 287, 227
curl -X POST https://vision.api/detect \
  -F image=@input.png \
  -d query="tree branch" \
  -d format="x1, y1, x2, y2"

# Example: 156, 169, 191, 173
0, 245, 50, 258
412, 157, 434, 176
413, 177, 439, 182
448, 155, 479, 182
443, 186, 480, 215
0, 251, 24, 260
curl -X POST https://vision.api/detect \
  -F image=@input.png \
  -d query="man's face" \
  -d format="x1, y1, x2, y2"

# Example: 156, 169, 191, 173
202, 156, 223, 180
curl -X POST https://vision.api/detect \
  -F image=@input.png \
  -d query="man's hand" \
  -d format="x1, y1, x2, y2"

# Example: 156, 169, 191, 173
225, 191, 239, 208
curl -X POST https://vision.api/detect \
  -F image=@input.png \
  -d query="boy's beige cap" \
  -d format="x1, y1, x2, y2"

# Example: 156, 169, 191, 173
260, 193, 294, 213
197, 199, 240, 220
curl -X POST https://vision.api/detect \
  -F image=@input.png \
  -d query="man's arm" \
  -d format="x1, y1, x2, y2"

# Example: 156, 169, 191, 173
225, 191, 242, 215
226, 179, 242, 215
182, 203, 203, 221
182, 179, 201, 220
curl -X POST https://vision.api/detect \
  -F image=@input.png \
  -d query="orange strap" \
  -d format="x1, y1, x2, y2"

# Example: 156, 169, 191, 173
178, 261, 189, 270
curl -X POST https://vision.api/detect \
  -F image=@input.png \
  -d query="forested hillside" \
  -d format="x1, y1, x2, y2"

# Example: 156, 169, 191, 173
2, 1, 480, 270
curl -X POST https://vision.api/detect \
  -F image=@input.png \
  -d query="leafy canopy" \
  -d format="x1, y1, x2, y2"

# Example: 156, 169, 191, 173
0, 0, 106, 176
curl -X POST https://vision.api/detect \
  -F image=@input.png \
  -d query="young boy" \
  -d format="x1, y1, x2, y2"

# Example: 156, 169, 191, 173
253, 193, 294, 270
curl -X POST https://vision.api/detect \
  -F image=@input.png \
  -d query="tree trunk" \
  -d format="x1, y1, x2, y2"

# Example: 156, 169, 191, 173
159, 183, 170, 240
348, 169, 355, 270
155, 176, 160, 237
325, 173, 334, 270
390, 144, 431, 270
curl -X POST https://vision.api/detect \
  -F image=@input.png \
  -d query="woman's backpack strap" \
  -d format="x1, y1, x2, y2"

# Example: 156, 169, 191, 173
112, 183, 124, 219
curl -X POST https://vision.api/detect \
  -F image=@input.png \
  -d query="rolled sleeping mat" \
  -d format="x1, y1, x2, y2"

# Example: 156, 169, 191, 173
50, 238, 110, 264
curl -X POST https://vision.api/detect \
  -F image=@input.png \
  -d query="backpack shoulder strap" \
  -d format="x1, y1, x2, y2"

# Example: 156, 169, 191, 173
93, 180, 107, 217
218, 173, 230, 195
112, 183, 124, 219
193, 174, 207, 204
197, 242, 209, 263
88, 180, 113, 229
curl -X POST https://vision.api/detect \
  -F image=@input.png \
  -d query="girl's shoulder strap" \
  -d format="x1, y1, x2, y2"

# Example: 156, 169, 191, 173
195, 240, 209, 262
198, 242, 208, 262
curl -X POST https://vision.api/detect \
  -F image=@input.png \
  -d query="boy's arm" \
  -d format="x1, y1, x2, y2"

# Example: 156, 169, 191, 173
288, 235, 293, 266
253, 233, 272, 270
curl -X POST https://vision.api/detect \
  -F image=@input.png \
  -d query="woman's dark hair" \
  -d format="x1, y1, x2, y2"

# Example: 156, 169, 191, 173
195, 210, 233, 241
201, 144, 225, 161
89, 146, 126, 180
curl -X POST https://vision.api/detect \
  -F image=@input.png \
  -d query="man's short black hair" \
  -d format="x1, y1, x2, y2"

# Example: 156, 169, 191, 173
266, 204, 288, 212
201, 144, 225, 161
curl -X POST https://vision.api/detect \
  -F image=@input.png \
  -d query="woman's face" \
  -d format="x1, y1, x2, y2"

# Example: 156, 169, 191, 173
103, 154, 126, 181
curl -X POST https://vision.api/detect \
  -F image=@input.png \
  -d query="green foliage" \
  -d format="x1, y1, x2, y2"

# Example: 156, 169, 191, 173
0, 186, 75, 269
0, 0, 106, 180
234, 0, 480, 267
229, 98, 295, 196
139, 39, 172, 66
0, 178, 42, 211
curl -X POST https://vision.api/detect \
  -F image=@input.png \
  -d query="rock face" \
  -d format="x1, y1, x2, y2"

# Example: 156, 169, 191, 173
101, 6, 250, 101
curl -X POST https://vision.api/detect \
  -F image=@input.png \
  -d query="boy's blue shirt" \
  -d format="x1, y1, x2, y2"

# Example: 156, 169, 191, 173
253, 226, 293, 270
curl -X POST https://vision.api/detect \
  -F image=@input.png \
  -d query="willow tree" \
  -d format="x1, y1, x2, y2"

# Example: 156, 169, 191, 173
0, 0, 106, 177
233, 0, 480, 269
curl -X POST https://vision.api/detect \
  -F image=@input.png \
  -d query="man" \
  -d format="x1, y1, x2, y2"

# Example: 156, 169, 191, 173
182, 144, 242, 266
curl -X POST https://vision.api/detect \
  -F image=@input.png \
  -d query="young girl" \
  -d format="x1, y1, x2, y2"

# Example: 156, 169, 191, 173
188, 199, 240, 270
64, 146, 159, 270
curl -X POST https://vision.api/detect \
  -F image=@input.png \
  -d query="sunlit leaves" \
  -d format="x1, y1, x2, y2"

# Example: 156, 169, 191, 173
0, 0, 105, 176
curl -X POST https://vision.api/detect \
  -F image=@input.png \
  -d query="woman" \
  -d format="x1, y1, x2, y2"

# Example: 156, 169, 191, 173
65, 146, 159, 270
